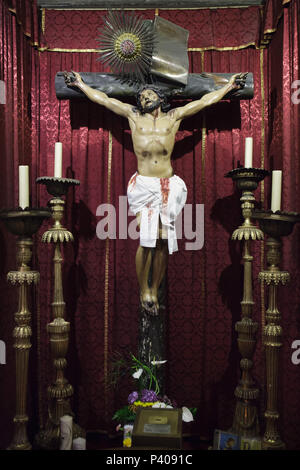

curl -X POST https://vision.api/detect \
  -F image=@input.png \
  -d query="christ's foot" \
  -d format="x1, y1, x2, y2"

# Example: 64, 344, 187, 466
140, 290, 159, 316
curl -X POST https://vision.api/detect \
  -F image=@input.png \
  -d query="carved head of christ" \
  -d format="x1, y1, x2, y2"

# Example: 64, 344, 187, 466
136, 85, 170, 114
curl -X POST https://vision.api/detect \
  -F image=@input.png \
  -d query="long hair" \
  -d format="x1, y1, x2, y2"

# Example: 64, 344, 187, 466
135, 84, 171, 113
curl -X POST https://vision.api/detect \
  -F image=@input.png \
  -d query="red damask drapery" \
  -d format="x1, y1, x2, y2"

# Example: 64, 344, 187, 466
1, 0, 300, 450
0, 0, 41, 446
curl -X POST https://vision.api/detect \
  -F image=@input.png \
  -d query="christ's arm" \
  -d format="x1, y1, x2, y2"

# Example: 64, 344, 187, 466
64, 71, 133, 118
173, 73, 247, 121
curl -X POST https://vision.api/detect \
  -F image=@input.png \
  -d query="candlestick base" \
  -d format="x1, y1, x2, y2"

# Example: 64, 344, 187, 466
35, 421, 85, 450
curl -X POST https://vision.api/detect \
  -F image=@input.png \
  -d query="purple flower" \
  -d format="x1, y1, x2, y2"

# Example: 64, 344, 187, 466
128, 391, 139, 404
141, 389, 158, 403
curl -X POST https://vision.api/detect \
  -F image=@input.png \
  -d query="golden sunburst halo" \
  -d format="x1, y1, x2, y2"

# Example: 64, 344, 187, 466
114, 33, 142, 62
97, 10, 155, 82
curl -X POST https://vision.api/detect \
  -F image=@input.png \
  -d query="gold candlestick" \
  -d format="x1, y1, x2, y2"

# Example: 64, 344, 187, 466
253, 210, 300, 450
35, 177, 85, 449
225, 168, 269, 437
0, 208, 51, 450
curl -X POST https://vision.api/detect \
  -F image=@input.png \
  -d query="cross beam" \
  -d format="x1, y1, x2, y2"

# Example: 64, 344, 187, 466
55, 72, 254, 101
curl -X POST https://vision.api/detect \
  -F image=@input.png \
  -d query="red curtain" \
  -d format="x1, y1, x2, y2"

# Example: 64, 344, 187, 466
0, 0, 40, 448
265, 0, 300, 449
1, 0, 300, 450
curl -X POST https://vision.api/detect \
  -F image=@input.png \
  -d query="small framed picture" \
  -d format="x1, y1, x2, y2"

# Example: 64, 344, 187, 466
213, 429, 241, 450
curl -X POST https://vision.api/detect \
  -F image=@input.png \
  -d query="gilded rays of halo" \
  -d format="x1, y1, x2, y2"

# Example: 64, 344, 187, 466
97, 11, 155, 82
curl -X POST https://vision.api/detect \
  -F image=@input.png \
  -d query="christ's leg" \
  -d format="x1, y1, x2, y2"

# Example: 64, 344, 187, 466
135, 212, 156, 315
136, 244, 152, 307
150, 238, 168, 313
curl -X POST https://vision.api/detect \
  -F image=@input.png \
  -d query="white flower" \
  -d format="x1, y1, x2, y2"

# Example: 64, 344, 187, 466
152, 402, 173, 409
182, 407, 194, 423
132, 368, 143, 379
151, 360, 167, 366
152, 402, 167, 409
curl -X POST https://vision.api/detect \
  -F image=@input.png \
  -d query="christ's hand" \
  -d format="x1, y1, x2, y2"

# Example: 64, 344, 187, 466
64, 71, 84, 88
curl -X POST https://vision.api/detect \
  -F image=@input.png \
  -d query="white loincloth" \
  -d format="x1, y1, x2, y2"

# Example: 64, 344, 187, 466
127, 172, 187, 254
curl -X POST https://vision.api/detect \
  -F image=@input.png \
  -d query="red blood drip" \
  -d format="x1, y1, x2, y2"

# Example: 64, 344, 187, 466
128, 173, 137, 191
146, 202, 153, 221
160, 178, 170, 207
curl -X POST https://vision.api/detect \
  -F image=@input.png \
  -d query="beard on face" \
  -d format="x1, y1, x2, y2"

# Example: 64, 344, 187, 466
141, 98, 161, 114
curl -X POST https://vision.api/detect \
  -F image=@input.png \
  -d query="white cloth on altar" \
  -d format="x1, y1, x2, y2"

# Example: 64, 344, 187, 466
127, 172, 187, 254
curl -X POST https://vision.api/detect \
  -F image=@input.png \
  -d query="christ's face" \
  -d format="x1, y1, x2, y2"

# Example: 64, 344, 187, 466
139, 89, 161, 113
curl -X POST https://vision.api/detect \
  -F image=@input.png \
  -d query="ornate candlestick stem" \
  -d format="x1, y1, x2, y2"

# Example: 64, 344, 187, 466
0, 209, 51, 450
253, 210, 300, 450
35, 177, 84, 449
225, 168, 269, 437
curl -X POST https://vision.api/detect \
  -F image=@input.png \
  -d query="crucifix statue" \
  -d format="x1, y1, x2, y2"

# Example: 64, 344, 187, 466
59, 13, 252, 317
57, 11, 253, 390
63, 70, 247, 316
55, 12, 253, 390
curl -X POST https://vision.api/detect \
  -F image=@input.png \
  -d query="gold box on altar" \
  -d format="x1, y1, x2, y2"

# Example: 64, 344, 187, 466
132, 408, 182, 449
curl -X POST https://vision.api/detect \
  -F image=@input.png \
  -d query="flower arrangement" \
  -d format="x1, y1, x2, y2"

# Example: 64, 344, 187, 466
111, 354, 196, 447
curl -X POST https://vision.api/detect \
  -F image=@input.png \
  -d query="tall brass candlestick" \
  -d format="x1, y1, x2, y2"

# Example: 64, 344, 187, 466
225, 168, 269, 437
0, 209, 51, 450
35, 177, 84, 449
253, 210, 300, 450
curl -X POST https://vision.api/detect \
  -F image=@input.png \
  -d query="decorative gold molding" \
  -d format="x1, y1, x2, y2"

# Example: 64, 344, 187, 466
201, 111, 206, 199
189, 41, 258, 51
42, 8, 46, 34
260, 47, 266, 333
36, 284, 44, 430
38, 42, 260, 53
103, 130, 113, 417
44, 6, 253, 10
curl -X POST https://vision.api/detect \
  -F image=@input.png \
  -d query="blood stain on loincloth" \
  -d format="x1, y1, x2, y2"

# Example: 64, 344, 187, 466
128, 173, 137, 191
146, 202, 153, 221
160, 178, 170, 207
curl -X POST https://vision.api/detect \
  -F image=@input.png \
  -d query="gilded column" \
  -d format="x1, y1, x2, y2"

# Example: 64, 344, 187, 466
253, 210, 300, 450
226, 168, 268, 437
35, 177, 84, 449
0, 209, 51, 450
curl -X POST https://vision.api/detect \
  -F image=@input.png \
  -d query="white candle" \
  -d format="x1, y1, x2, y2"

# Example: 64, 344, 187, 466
271, 170, 282, 212
244, 137, 253, 168
72, 437, 86, 450
18, 165, 29, 209
54, 142, 63, 178
60, 415, 73, 450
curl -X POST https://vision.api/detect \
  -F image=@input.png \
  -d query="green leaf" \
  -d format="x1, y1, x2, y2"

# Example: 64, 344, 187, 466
112, 406, 136, 424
